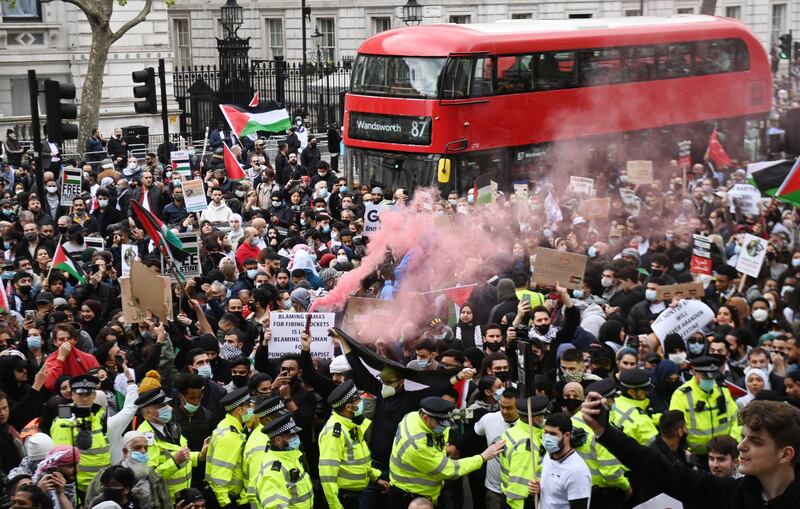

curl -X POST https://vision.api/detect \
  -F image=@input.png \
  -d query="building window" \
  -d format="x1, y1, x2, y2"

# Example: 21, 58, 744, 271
772, 4, 787, 44
511, 13, 532, 20
449, 15, 471, 24
10, 77, 46, 116
371, 17, 391, 34
266, 18, 284, 59
624, 9, 641, 16
676, 7, 694, 14
568, 13, 593, 18
725, 6, 741, 19
317, 18, 336, 63
172, 18, 192, 68
2, 0, 41, 21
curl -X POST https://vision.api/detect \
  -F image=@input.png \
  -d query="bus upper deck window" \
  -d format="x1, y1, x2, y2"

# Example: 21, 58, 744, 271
441, 58, 472, 99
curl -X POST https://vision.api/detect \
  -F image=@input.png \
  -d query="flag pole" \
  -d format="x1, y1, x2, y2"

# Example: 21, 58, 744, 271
45, 235, 64, 282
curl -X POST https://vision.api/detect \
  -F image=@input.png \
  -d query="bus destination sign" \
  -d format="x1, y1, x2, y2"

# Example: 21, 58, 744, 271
348, 112, 432, 145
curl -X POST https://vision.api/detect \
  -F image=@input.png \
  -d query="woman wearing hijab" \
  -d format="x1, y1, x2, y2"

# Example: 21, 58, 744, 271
649, 359, 681, 416
454, 305, 483, 350
78, 300, 104, 343
0, 354, 46, 430
736, 367, 770, 409
289, 248, 323, 289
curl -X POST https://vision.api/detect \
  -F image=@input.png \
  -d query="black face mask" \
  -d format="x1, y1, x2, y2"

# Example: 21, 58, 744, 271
231, 375, 248, 388
561, 398, 582, 413
592, 368, 610, 379
485, 342, 502, 352
536, 324, 551, 335
103, 487, 125, 503
494, 371, 510, 382
59, 226, 69, 236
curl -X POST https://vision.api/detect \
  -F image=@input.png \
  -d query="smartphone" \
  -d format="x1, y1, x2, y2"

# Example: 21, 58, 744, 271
305, 314, 312, 336
522, 294, 531, 305
115, 354, 125, 374
57, 404, 72, 419
90, 264, 102, 275
152, 314, 161, 327
25, 310, 36, 322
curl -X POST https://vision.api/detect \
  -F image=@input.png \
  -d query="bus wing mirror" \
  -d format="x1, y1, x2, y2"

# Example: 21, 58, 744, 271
437, 158, 451, 184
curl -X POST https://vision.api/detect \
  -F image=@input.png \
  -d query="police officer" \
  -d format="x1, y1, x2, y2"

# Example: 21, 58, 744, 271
611, 369, 659, 445
50, 375, 110, 498
387, 396, 506, 508
573, 378, 630, 509
669, 355, 740, 465
206, 387, 253, 509
254, 413, 313, 509
243, 395, 287, 505
319, 380, 388, 509
499, 395, 549, 508
135, 388, 209, 501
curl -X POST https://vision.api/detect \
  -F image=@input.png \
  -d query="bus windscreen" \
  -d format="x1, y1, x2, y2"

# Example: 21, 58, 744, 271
351, 55, 445, 98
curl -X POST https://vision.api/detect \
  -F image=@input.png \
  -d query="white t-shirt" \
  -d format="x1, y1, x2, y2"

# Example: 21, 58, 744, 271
540, 450, 592, 509
474, 411, 514, 493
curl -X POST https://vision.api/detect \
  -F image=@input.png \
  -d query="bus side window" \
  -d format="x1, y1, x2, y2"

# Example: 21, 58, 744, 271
534, 51, 578, 91
732, 38, 750, 72
625, 46, 657, 82
470, 57, 494, 97
695, 40, 734, 75
496, 55, 533, 94
579, 48, 623, 86
657, 43, 694, 79
441, 58, 472, 99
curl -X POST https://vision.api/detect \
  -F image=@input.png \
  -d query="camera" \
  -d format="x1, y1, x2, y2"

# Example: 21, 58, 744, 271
514, 325, 529, 341
450, 407, 475, 422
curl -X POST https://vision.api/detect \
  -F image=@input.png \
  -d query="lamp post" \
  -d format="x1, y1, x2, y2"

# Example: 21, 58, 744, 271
217, 0, 250, 113
301, 0, 310, 116
311, 27, 324, 131
401, 0, 423, 26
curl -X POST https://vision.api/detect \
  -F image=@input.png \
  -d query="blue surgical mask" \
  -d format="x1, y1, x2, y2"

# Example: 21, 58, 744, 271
130, 451, 149, 464
287, 436, 301, 450
645, 289, 658, 302
542, 434, 562, 454
27, 336, 42, 349
246, 269, 258, 280
353, 399, 364, 417
467, 194, 474, 204
322, 225, 331, 233
432, 424, 447, 434
573, 289, 585, 300
587, 246, 598, 258
793, 258, 800, 268
698, 378, 715, 393
417, 359, 430, 369
688, 342, 705, 355
197, 365, 213, 379
242, 407, 254, 423
183, 401, 200, 414
158, 406, 173, 423
2, 271, 13, 279
339, 186, 348, 194
673, 262, 685, 272
493, 388, 505, 402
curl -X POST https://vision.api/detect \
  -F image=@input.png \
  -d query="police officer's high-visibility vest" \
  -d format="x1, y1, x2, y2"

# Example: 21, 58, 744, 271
669, 378, 741, 455
389, 411, 484, 503
205, 413, 246, 507
254, 448, 313, 509
137, 420, 197, 500
318, 412, 381, 509
243, 426, 269, 504
499, 420, 543, 509
571, 414, 630, 492
611, 396, 658, 445
50, 406, 110, 493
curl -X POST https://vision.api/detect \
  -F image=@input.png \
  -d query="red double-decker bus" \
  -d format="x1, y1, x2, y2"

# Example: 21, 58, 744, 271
342, 15, 771, 193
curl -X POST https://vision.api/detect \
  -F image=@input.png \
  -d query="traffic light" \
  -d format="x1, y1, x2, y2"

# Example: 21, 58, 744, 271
794, 41, 800, 60
43, 79, 78, 144
779, 33, 792, 59
132, 67, 157, 114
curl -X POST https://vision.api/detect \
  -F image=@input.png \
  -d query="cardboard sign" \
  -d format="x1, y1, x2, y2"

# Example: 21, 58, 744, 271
626, 160, 654, 185
580, 198, 610, 220
727, 183, 761, 216
84, 236, 105, 251
544, 190, 562, 226
170, 150, 191, 179
128, 259, 173, 321
342, 297, 396, 335
651, 299, 714, 341
633, 493, 684, 509
735, 233, 768, 278
162, 232, 201, 283
677, 140, 692, 170
655, 282, 704, 301
531, 248, 587, 290
620, 188, 641, 217
569, 176, 595, 196
182, 179, 207, 213
363, 203, 383, 237
61, 166, 82, 205
268, 312, 335, 359
690, 234, 712, 276
121, 244, 138, 278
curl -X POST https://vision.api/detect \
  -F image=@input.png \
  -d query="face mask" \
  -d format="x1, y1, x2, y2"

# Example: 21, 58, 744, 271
284, 436, 302, 451
669, 352, 687, 365
494, 371, 510, 383
2, 210, 12, 217
751, 309, 769, 322
493, 388, 505, 402
242, 407, 254, 423
271, 200, 282, 208
246, 269, 258, 280
3, 271, 14, 279
645, 289, 658, 302
331, 231, 339, 241
687, 342, 705, 355
231, 375, 249, 388
432, 423, 449, 434
673, 262, 685, 272
381, 384, 397, 398
562, 370, 583, 383
130, 451, 149, 464
158, 405, 173, 423
183, 401, 200, 414
417, 359, 430, 369
782, 286, 795, 297
197, 365, 213, 379
103, 488, 125, 503
47, 186, 58, 194
27, 336, 42, 349
485, 341, 502, 352
283, 299, 292, 310
322, 225, 331, 234
335, 254, 348, 265
698, 378, 716, 393
98, 199, 108, 208
573, 289, 585, 299
353, 399, 364, 417
601, 277, 613, 288
542, 434, 563, 454
562, 398, 582, 413
536, 324, 551, 336
792, 258, 800, 268
467, 194, 474, 204
174, 180, 182, 187
24, 232, 37, 242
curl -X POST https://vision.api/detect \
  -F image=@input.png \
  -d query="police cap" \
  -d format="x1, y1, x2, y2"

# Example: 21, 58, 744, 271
516, 395, 550, 417
134, 388, 170, 408
254, 395, 286, 419
69, 375, 99, 395
690, 355, 723, 374
220, 386, 251, 412
262, 413, 302, 439
327, 380, 359, 409
585, 377, 618, 399
420, 396, 455, 425
618, 369, 654, 391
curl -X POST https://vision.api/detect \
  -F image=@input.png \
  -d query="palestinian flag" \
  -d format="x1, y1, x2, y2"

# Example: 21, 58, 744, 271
249, 91, 260, 108
131, 200, 189, 263
420, 284, 477, 307
223, 142, 247, 181
53, 243, 86, 284
747, 159, 795, 196
474, 174, 494, 207
705, 130, 733, 169
219, 102, 291, 137
776, 158, 800, 207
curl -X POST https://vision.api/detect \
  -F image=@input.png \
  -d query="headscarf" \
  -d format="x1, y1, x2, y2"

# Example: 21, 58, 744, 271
738, 366, 771, 408
290, 249, 319, 277
32, 446, 80, 483
80, 299, 104, 339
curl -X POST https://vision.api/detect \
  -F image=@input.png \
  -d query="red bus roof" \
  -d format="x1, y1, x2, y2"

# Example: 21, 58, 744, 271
357, 15, 759, 57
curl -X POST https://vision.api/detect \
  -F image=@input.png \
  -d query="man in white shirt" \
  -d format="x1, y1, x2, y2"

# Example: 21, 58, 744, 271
530, 412, 592, 509
474, 387, 520, 509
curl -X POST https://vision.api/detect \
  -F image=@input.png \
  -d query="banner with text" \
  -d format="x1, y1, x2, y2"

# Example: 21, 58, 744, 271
735, 233, 768, 278
61, 167, 82, 205
690, 234, 712, 275
162, 232, 201, 282
268, 312, 336, 359
651, 299, 714, 342
363, 203, 384, 237
182, 179, 208, 213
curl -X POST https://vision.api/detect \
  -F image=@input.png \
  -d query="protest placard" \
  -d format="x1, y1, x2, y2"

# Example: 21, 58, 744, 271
727, 183, 761, 215
531, 248, 587, 290
569, 176, 595, 196
651, 299, 714, 342
121, 244, 138, 277
342, 297, 396, 336
170, 150, 191, 179
84, 236, 105, 251
268, 312, 335, 359
61, 166, 82, 205
626, 160, 654, 185
620, 188, 641, 217
162, 232, 201, 282
363, 203, 383, 236
655, 281, 704, 301
677, 140, 692, 170
735, 233, 768, 278
125, 259, 173, 322
690, 234, 712, 275
580, 197, 611, 220
182, 179, 207, 213
633, 493, 684, 509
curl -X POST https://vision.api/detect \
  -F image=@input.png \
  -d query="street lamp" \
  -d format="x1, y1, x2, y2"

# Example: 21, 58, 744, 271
401, 0, 423, 26
311, 27, 324, 68
220, 0, 243, 38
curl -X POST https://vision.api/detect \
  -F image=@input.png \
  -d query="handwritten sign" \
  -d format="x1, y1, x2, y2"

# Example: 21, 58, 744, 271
268, 312, 335, 359
651, 299, 714, 342
655, 282, 704, 301
531, 248, 587, 290
735, 233, 768, 278
626, 160, 654, 185
580, 198, 610, 220
569, 176, 595, 196
727, 184, 761, 216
